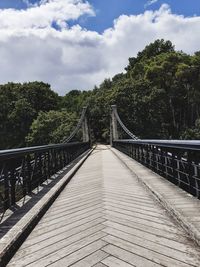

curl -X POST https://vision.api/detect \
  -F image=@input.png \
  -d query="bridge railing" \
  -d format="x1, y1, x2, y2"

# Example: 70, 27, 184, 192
0, 142, 90, 212
113, 140, 200, 198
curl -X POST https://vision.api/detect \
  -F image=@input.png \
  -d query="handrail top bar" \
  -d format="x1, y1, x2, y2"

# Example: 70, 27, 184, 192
114, 139, 200, 150
0, 141, 88, 160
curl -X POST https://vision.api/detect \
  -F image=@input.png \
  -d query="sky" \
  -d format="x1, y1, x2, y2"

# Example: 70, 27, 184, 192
0, 0, 199, 95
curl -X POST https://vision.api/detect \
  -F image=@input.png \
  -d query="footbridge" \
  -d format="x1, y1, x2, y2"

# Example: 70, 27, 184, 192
1, 106, 200, 266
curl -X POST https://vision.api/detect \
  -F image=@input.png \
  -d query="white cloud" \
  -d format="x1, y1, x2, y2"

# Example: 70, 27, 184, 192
145, 0, 159, 8
0, 2, 200, 94
0, 0, 94, 29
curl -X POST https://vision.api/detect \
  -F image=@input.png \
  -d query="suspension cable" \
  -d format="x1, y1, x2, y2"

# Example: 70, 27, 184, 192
62, 106, 87, 143
113, 107, 139, 140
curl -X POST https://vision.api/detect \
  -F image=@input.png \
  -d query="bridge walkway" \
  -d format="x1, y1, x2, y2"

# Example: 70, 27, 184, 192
7, 145, 200, 267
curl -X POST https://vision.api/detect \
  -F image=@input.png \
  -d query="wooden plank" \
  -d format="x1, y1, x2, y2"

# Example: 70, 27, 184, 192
29, 239, 107, 267
93, 263, 107, 267
13, 218, 106, 259
103, 198, 166, 215
37, 203, 103, 228
102, 235, 198, 267
8, 232, 107, 266
53, 190, 102, 202
102, 256, 135, 267
29, 208, 104, 237
8, 224, 105, 265
42, 197, 102, 218
104, 204, 174, 226
102, 244, 160, 267
102, 221, 199, 255
46, 192, 102, 208
20, 213, 104, 247
103, 214, 188, 242
104, 210, 182, 234
70, 250, 108, 267
103, 190, 155, 202
102, 227, 199, 265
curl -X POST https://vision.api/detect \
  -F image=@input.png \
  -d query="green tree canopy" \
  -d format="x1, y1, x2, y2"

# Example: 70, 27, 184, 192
0, 82, 59, 148
26, 110, 77, 145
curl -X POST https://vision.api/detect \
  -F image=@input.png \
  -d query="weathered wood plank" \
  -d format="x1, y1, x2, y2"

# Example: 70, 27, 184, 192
70, 250, 108, 267
21, 213, 103, 246
102, 235, 198, 267
29, 208, 104, 237
103, 214, 188, 242
36, 203, 103, 228
104, 210, 182, 234
93, 263, 107, 267
104, 204, 174, 225
8, 232, 107, 266
14, 218, 106, 258
102, 227, 199, 265
41, 197, 102, 218
102, 244, 160, 267
102, 220, 199, 254
103, 198, 166, 215
101, 256, 134, 267
47, 240, 107, 267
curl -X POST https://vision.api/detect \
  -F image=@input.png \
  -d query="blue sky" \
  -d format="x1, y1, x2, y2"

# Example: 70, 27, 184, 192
0, 0, 200, 93
0, 0, 200, 32
1, 0, 200, 32
78, 0, 200, 32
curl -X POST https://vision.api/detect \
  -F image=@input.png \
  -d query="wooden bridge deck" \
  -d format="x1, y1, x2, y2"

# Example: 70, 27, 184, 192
7, 145, 200, 267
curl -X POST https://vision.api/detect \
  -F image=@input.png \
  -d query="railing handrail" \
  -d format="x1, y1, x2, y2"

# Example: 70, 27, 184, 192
0, 141, 90, 212
0, 142, 88, 160
115, 139, 200, 151
113, 139, 200, 198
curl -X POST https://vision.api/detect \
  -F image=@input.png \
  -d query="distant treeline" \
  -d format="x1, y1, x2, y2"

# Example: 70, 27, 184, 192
1, 39, 200, 149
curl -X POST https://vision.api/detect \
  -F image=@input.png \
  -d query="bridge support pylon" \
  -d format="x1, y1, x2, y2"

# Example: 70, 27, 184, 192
82, 107, 89, 142
110, 105, 119, 146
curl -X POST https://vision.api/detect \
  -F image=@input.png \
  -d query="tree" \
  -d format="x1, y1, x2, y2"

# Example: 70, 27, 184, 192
61, 90, 92, 113
8, 99, 36, 147
0, 82, 59, 148
26, 110, 77, 145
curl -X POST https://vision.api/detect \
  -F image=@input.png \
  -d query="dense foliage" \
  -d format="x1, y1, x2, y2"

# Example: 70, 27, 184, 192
0, 82, 59, 149
88, 39, 200, 141
0, 39, 200, 149
26, 110, 77, 146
